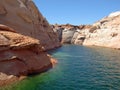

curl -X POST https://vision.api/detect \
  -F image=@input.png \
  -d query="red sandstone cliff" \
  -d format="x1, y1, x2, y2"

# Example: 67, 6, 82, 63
0, 0, 60, 86
0, 0, 60, 50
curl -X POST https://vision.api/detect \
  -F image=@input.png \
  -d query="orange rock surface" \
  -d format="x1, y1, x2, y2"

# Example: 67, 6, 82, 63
0, 24, 58, 86
0, 0, 60, 50
0, 0, 60, 86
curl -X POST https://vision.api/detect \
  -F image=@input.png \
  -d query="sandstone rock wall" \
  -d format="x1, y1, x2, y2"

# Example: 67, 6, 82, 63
83, 12, 120, 49
0, 0, 60, 51
53, 11, 120, 49
0, 0, 60, 86
0, 24, 57, 86
53, 24, 92, 45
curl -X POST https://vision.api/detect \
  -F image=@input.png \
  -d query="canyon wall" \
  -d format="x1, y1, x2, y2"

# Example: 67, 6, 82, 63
0, 0, 60, 50
52, 24, 92, 45
53, 11, 120, 49
83, 11, 120, 49
0, 0, 60, 86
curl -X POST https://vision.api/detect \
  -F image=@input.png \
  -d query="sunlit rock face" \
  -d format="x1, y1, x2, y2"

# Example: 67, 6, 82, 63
108, 11, 120, 17
52, 24, 92, 45
0, 0, 60, 86
53, 11, 120, 49
83, 11, 120, 49
0, 24, 57, 86
0, 0, 60, 51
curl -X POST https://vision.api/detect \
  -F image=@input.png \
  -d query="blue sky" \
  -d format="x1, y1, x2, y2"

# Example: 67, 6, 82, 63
33, 0, 120, 25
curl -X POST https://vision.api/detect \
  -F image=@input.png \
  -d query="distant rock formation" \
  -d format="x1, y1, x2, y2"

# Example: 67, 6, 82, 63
0, 0, 60, 86
53, 11, 120, 49
83, 11, 120, 49
52, 24, 92, 44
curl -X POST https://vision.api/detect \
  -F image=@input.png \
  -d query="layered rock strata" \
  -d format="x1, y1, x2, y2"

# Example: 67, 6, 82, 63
0, 0, 60, 51
0, 0, 60, 86
0, 24, 57, 86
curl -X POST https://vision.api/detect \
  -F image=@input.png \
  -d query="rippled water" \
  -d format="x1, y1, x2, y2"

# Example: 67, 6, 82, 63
1, 45, 120, 90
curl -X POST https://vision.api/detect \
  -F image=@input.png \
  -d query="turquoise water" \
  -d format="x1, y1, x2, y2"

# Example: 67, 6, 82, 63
1, 45, 120, 90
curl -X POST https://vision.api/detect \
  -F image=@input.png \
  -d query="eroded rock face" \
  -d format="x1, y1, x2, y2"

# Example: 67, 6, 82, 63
53, 11, 120, 49
83, 11, 120, 49
53, 24, 92, 44
0, 0, 60, 50
0, 24, 56, 86
0, 0, 60, 86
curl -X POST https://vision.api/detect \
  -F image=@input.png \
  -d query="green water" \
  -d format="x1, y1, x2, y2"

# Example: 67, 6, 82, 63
1, 45, 120, 90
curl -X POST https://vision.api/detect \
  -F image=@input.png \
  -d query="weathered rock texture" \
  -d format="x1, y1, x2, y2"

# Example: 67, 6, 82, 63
83, 11, 120, 49
0, 0, 60, 51
0, 24, 57, 86
0, 0, 60, 86
53, 11, 120, 49
52, 24, 92, 44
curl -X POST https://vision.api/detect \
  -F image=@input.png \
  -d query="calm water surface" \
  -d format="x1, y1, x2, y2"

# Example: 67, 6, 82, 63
1, 45, 120, 90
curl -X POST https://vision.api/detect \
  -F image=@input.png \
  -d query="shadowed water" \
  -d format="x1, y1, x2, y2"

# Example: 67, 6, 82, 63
1, 45, 120, 90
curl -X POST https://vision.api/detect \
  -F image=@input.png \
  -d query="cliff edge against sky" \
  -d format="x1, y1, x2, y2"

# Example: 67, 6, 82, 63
53, 11, 120, 49
0, 0, 60, 50
0, 0, 60, 86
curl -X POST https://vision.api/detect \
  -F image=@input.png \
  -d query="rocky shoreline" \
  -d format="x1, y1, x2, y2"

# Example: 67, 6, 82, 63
0, 0, 120, 87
